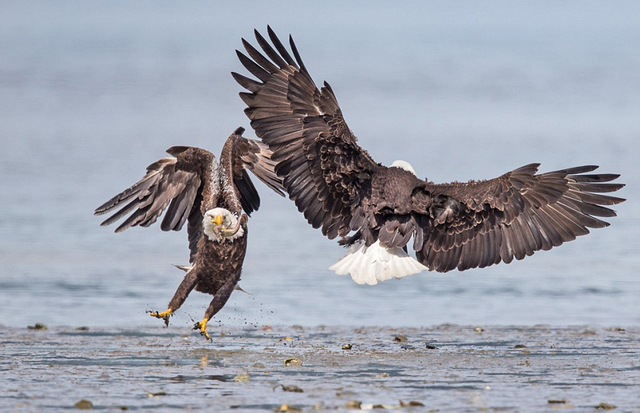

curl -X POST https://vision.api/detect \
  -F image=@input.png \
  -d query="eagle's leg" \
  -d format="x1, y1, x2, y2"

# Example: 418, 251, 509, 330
150, 267, 198, 326
194, 269, 243, 341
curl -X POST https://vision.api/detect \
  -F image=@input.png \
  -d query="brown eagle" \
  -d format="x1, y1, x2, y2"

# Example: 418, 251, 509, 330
95, 127, 282, 338
233, 27, 625, 285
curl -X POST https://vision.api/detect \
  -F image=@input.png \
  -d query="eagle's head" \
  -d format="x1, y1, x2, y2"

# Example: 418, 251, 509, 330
203, 208, 245, 243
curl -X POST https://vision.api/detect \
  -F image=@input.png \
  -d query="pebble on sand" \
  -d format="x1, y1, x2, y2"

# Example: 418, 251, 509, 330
74, 399, 93, 409
284, 358, 302, 366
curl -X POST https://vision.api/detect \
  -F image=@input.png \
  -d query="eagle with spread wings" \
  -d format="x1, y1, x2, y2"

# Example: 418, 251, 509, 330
95, 127, 283, 338
234, 27, 625, 285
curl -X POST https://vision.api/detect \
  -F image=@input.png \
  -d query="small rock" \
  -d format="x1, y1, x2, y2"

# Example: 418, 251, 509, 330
425, 343, 438, 349
342, 343, 353, 350
234, 372, 250, 382
76, 326, 90, 331
514, 344, 528, 349
400, 400, 425, 407
393, 333, 407, 342
28, 323, 47, 330
276, 404, 301, 412
474, 326, 484, 333
363, 404, 393, 409
146, 392, 167, 398
345, 400, 362, 409
548, 399, 568, 404
279, 384, 304, 393
284, 358, 302, 366
74, 399, 93, 410
595, 402, 616, 410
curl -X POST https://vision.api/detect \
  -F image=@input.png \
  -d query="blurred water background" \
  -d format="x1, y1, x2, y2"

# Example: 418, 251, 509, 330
1, 1, 638, 329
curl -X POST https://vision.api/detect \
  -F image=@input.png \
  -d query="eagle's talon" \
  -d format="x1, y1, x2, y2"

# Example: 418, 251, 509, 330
194, 318, 211, 340
149, 309, 173, 326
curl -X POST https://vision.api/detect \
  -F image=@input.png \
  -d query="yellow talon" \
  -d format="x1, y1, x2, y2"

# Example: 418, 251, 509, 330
194, 318, 211, 340
153, 309, 173, 318
149, 309, 173, 326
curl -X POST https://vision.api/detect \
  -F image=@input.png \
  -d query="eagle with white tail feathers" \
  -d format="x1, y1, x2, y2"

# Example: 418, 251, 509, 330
233, 27, 625, 285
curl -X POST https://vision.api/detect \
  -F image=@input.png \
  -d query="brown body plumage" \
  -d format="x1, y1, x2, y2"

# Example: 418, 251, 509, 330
95, 127, 282, 336
234, 27, 625, 284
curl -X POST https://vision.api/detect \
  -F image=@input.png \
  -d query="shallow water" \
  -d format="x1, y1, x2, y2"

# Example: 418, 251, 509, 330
3, 325, 639, 412
1, 1, 639, 330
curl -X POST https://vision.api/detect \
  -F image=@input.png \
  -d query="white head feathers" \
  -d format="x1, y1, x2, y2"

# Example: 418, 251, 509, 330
390, 160, 417, 177
203, 207, 244, 242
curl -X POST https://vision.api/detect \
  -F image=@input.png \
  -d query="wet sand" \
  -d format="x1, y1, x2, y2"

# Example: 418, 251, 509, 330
2, 324, 638, 412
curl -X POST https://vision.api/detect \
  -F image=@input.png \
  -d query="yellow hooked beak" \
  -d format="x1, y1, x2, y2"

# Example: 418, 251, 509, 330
213, 215, 223, 226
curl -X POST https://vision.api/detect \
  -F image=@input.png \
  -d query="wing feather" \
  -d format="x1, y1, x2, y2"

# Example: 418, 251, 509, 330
219, 127, 285, 217
418, 165, 624, 272
95, 157, 202, 234
235, 27, 380, 239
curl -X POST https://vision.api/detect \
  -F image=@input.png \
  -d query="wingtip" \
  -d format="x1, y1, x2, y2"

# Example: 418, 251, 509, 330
240, 37, 251, 51
254, 28, 266, 43
233, 126, 245, 136
166, 146, 190, 156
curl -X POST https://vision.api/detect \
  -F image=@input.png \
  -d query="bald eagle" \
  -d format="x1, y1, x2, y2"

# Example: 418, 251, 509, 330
95, 127, 283, 338
233, 27, 625, 285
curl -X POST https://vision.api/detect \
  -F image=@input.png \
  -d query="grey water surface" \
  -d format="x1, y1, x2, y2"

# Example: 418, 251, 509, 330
1, 1, 639, 332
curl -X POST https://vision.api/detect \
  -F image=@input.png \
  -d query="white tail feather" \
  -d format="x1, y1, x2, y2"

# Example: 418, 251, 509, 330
329, 240, 428, 285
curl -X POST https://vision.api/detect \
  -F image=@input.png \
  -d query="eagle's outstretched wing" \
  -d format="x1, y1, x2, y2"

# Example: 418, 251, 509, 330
233, 26, 379, 240
94, 151, 204, 234
419, 164, 625, 272
219, 127, 284, 217
95, 147, 211, 262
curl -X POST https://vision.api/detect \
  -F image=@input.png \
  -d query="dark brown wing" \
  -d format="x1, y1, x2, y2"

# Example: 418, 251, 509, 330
94, 152, 206, 233
418, 164, 625, 272
95, 147, 215, 262
219, 127, 284, 217
233, 26, 380, 239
